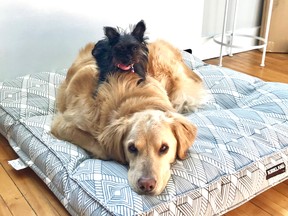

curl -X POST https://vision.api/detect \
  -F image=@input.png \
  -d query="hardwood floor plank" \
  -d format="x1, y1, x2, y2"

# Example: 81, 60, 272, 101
260, 188, 288, 210
0, 195, 13, 216
273, 182, 288, 198
0, 165, 36, 216
0, 164, 23, 203
224, 201, 271, 216
8, 196, 37, 216
223, 211, 249, 216
251, 195, 288, 216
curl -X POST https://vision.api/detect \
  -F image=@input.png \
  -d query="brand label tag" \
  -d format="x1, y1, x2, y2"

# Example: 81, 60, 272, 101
266, 162, 286, 180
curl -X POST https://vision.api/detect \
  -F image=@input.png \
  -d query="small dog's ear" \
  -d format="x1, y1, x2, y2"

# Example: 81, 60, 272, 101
104, 27, 120, 44
132, 20, 146, 42
167, 112, 197, 160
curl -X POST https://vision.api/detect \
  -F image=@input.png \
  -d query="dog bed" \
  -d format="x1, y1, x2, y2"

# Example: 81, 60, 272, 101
1, 52, 288, 216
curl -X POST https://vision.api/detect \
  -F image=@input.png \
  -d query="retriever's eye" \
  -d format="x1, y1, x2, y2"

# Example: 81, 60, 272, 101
159, 144, 169, 154
128, 143, 138, 154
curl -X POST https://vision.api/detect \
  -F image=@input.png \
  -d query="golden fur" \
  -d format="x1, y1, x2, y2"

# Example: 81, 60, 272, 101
51, 40, 205, 195
147, 40, 206, 113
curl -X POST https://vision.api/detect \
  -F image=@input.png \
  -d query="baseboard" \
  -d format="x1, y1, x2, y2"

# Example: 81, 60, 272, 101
195, 26, 261, 60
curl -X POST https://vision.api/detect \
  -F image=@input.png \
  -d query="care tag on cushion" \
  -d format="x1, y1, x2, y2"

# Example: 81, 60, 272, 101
8, 158, 28, 170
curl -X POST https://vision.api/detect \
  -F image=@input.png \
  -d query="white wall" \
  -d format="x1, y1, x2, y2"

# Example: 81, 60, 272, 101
202, 0, 263, 37
0, 0, 204, 81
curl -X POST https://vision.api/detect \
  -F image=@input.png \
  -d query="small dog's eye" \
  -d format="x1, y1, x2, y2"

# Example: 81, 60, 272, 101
128, 143, 138, 154
159, 144, 169, 154
132, 46, 137, 51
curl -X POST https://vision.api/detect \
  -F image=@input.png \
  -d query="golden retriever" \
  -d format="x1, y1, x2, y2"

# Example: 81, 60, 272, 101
51, 40, 205, 195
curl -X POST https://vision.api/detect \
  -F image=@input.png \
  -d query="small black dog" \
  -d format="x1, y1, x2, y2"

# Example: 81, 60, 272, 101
92, 20, 149, 86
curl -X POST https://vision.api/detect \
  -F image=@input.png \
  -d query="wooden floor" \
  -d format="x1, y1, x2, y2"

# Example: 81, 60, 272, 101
0, 50, 288, 216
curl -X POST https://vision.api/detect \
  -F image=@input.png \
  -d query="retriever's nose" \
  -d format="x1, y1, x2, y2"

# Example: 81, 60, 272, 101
138, 177, 156, 193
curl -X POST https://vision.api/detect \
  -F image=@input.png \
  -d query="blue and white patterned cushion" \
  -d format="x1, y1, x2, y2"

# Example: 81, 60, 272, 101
0, 56, 288, 216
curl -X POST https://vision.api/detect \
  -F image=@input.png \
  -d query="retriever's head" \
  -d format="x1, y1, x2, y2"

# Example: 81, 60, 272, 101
98, 110, 197, 195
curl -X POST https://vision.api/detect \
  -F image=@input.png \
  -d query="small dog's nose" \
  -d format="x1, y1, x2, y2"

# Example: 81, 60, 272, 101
138, 177, 156, 193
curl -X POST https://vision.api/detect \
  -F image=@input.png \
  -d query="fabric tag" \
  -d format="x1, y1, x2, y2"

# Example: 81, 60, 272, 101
8, 158, 28, 170
266, 162, 286, 180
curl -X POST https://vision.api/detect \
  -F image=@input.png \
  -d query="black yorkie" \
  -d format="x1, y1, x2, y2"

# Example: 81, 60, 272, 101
92, 20, 149, 86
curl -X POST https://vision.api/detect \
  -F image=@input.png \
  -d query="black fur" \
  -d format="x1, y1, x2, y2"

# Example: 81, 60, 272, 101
92, 20, 149, 86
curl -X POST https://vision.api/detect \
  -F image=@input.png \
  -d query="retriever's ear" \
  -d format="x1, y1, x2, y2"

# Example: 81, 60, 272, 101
167, 112, 197, 160
98, 117, 129, 164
